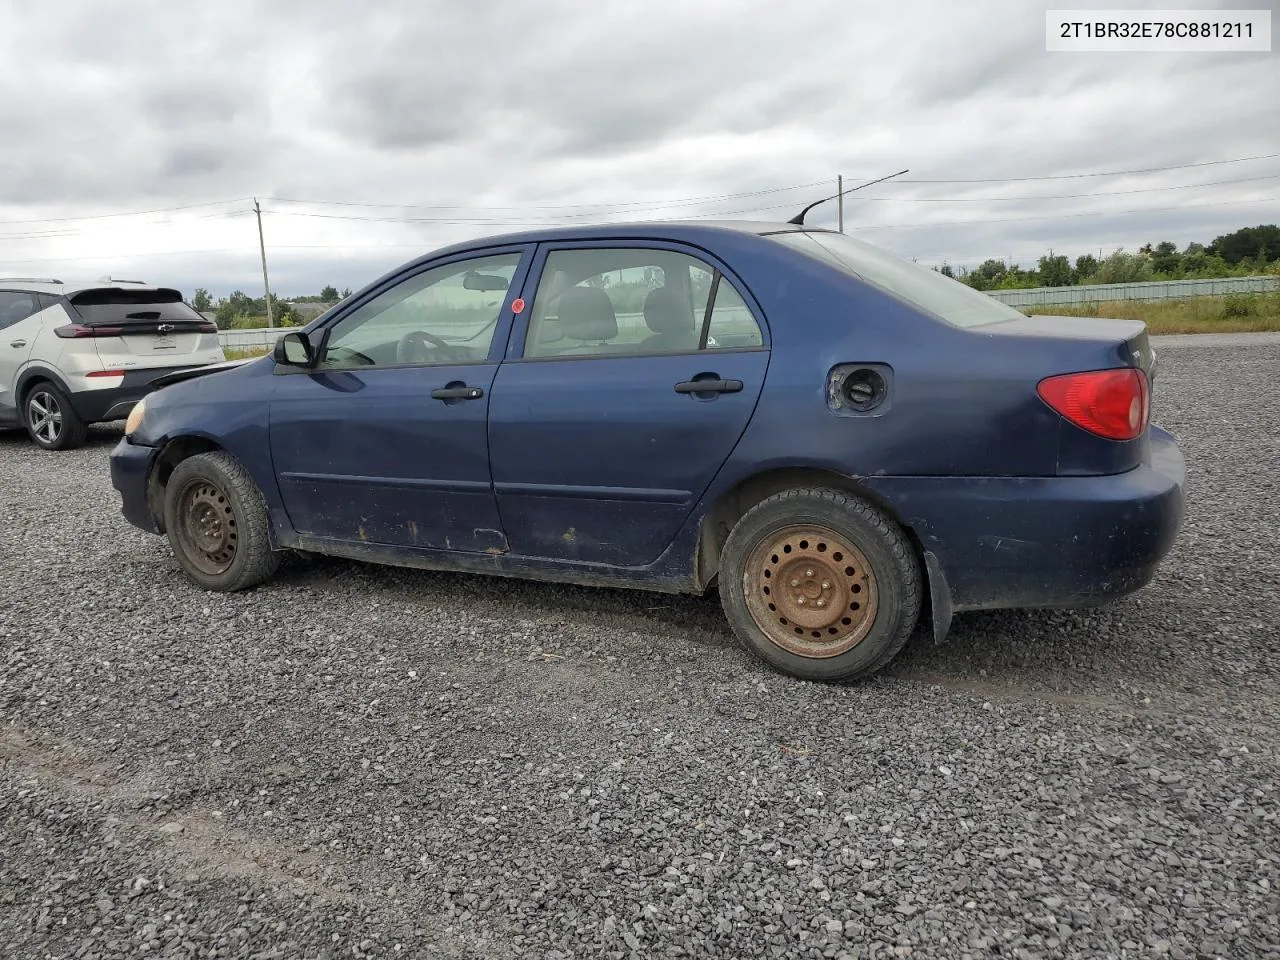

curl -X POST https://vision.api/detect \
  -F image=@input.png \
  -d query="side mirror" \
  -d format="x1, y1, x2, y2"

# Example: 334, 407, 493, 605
274, 330, 314, 367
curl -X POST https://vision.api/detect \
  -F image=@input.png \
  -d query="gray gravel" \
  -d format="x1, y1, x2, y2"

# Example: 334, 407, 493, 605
2, 333, 1278, 960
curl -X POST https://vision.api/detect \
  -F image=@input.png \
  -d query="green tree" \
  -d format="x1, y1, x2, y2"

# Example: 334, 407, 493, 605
1074, 254, 1099, 282
320, 285, 340, 301
1150, 241, 1180, 276
340, 287, 352, 299
1208, 224, 1280, 265
191, 288, 213, 312
1092, 249, 1154, 285
1038, 252, 1072, 287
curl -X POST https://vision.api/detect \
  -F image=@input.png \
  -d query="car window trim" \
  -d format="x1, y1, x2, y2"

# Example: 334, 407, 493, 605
503, 239, 769, 363
281, 243, 535, 375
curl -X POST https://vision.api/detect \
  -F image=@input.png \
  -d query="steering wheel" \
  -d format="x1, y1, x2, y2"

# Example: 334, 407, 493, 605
396, 330, 453, 364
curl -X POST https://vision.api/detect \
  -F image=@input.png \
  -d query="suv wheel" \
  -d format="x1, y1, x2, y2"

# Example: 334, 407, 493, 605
718, 487, 922, 682
25, 383, 88, 451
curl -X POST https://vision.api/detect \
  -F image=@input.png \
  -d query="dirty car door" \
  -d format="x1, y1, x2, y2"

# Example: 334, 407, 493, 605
269, 248, 529, 552
488, 242, 769, 566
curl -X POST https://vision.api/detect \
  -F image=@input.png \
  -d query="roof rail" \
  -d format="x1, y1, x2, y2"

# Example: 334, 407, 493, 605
0, 276, 63, 284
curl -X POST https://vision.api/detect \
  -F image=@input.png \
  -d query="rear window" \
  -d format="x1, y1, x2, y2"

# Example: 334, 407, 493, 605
69, 287, 204, 325
768, 231, 1026, 329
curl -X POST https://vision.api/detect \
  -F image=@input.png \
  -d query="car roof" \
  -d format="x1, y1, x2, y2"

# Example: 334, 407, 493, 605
0, 277, 163, 296
421, 219, 829, 258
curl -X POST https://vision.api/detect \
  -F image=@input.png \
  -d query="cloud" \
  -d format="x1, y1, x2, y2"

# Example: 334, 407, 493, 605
0, 0, 1275, 296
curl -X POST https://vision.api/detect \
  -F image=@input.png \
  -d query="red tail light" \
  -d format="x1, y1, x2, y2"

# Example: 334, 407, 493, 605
55, 324, 123, 338
1037, 368, 1150, 441
86, 369, 125, 378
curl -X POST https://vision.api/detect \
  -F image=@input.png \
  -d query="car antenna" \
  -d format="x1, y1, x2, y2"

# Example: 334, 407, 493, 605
787, 168, 910, 226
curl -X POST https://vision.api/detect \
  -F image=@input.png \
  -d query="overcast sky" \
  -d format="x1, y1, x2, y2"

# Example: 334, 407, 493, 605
1, 0, 1276, 299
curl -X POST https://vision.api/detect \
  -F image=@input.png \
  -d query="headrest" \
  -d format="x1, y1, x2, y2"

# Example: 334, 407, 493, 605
559, 286, 617, 341
643, 287, 695, 334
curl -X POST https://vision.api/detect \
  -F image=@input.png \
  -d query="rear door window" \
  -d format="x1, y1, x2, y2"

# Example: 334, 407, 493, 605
522, 247, 765, 358
0, 291, 43, 329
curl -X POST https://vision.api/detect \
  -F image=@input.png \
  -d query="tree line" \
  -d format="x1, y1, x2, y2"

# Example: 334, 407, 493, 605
941, 224, 1280, 291
189, 285, 352, 329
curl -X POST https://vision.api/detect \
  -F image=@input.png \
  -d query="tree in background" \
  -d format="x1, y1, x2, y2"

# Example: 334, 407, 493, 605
1074, 254, 1099, 282
191, 288, 213, 312
1093, 249, 1154, 285
1209, 224, 1280, 265
320, 285, 340, 302
1037, 252, 1072, 287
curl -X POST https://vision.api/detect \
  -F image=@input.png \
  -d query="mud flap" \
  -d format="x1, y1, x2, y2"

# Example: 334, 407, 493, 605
923, 550, 953, 645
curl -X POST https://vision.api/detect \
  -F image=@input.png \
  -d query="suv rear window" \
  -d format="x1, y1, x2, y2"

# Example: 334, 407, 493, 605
69, 288, 204, 325
768, 231, 1026, 329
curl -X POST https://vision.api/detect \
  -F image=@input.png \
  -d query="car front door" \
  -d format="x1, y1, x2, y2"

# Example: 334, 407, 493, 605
268, 247, 531, 552
487, 242, 770, 566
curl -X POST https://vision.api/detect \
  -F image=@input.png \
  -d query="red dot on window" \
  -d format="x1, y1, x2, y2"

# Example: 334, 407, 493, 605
511, 298, 526, 314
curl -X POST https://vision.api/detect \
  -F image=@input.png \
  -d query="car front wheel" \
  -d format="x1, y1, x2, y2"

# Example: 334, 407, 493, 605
163, 451, 280, 591
718, 487, 922, 682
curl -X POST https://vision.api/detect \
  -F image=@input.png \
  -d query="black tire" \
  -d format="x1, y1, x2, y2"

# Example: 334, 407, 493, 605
718, 487, 922, 682
162, 451, 280, 592
24, 381, 88, 451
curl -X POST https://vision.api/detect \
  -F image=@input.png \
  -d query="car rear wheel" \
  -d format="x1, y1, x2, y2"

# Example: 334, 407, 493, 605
163, 451, 280, 592
24, 382, 87, 451
718, 487, 922, 682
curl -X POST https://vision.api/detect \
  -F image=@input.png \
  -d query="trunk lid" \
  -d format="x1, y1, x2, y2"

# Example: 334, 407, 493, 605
66, 287, 225, 367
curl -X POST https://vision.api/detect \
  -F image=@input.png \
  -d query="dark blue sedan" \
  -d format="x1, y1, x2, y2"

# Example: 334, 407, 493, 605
109, 221, 1185, 682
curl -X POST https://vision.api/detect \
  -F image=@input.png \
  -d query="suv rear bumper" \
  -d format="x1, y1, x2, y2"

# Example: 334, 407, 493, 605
71, 365, 210, 422
863, 426, 1187, 612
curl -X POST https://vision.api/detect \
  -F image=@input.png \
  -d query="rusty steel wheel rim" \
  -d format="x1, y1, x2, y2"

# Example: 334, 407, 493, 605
742, 524, 879, 659
176, 478, 238, 576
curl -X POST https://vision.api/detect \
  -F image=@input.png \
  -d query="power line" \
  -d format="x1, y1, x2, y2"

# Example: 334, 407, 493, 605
893, 153, 1279, 184
0, 198, 251, 226
839, 173, 1280, 203
6, 195, 1276, 266
262, 180, 830, 213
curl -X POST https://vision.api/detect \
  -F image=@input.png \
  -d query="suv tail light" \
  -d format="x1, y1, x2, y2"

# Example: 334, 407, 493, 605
56, 323, 123, 338
1037, 368, 1150, 441
55, 320, 217, 338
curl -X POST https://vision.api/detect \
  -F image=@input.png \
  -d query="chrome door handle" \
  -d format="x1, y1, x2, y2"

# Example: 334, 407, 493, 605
10, 340, 26, 348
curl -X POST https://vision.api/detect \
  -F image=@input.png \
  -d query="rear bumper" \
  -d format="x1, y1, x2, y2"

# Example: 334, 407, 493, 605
109, 437, 161, 534
864, 426, 1187, 612
71, 365, 210, 422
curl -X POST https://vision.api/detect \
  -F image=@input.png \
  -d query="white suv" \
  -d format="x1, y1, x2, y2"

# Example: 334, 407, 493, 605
0, 278, 226, 450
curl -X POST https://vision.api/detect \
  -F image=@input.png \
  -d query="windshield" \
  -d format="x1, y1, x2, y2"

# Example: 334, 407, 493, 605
768, 231, 1026, 328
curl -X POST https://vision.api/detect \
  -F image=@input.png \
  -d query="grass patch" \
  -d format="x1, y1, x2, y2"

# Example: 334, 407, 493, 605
222, 346, 272, 361
1024, 292, 1280, 334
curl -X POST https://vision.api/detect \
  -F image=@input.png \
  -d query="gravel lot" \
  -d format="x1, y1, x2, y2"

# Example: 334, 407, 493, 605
2, 333, 1277, 960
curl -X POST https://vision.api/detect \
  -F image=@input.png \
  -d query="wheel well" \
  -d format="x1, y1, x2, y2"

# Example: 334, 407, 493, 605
694, 468, 929, 591
18, 375, 52, 406
146, 436, 223, 532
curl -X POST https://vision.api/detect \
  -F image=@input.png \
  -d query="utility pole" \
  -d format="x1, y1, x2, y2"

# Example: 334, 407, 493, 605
837, 174, 844, 233
254, 198, 275, 328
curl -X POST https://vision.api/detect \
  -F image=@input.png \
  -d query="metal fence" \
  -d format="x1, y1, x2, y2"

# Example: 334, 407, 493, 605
987, 275, 1278, 307
219, 327, 291, 351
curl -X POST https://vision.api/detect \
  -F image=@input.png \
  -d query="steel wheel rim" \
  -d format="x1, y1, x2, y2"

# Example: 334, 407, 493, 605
742, 524, 879, 659
27, 391, 62, 445
175, 478, 238, 576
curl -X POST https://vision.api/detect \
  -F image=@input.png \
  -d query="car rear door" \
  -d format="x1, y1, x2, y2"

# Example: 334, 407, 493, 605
487, 241, 770, 566
0, 289, 47, 420
268, 246, 532, 553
